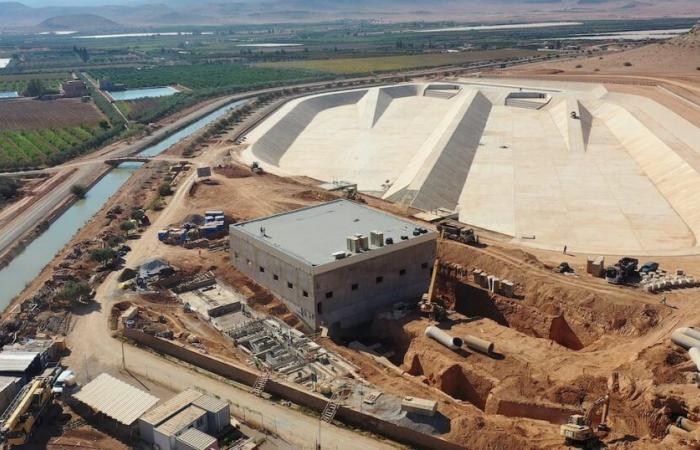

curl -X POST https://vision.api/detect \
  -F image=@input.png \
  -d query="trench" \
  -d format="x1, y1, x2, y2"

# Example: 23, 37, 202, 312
0, 100, 248, 310
453, 281, 584, 351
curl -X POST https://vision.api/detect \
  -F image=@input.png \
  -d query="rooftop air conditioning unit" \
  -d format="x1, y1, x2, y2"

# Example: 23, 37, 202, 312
347, 236, 361, 253
370, 231, 384, 247
333, 251, 348, 260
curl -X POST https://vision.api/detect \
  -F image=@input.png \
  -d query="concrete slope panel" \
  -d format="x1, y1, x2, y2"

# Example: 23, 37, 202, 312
252, 89, 368, 165
383, 89, 479, 202
410, 91, 493, 211
591, 100, 700, 243
547, 96, 587, 152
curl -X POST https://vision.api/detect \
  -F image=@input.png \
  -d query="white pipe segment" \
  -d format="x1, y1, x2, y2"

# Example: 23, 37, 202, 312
425, 326, 463, 350
689, 347, 700, 373
463, 335, 494, 354
671, 329, 700, 350
679, 327, 700, 342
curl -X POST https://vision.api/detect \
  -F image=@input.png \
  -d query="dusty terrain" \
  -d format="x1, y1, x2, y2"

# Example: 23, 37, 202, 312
4, 32, 700, 449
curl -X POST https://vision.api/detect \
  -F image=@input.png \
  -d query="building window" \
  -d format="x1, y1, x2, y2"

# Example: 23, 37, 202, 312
399, 268, 407, 276
351, 283, 359, 291
317, 303, 323, 314
303, 290, 309, 297
259, 266, 265, 273
421, 262, 428, 269
287, 282, 294, 289
273, 274, 279, 281
325, 291, 333, 299
376, 276, 384, 284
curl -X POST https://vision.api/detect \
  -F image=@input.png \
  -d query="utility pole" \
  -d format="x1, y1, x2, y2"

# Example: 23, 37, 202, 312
121, 340, 126, 369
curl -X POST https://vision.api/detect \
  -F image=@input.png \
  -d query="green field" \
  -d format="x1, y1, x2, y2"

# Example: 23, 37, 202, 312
88, 64, 325, 90
257, 50, 544, 74
0, 125, 102, 169
0, 72, 70, 94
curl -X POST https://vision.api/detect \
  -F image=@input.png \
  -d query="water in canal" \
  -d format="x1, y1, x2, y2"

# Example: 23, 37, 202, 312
0, 100, 247, 311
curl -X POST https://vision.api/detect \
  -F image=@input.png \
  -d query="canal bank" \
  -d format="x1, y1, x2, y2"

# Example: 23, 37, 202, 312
0, 99, 249, 313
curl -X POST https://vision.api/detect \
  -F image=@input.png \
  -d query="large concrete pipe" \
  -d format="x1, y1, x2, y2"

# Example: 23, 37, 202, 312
676, 417, 698, 432
667, 424, 688, 437
679, 327, 700, 342
464, 335, 494, 355
689, 347, 700, 372
425, 326, 463, 350
671, 329, 700, 350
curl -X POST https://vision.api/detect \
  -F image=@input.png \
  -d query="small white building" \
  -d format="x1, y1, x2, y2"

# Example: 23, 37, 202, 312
138, 389, 229, 450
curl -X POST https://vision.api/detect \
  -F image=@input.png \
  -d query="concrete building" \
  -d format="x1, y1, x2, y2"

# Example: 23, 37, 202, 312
138, 389, 229, 450
229, 199, 437, 331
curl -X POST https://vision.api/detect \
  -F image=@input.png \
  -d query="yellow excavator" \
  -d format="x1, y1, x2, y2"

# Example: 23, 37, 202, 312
418, 258, 446, 321
560, 394, 611, 445
0, 366, 59, 447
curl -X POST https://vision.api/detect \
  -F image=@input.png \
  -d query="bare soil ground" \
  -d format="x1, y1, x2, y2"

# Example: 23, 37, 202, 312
0, 98, 104, 130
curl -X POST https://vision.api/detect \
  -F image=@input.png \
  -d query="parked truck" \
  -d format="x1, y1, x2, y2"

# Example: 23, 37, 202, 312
605, 257, 639, 285
436, 219, 479, 245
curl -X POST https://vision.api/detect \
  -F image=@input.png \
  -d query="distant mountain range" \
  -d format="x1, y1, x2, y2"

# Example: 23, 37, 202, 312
0, 0, 698, 31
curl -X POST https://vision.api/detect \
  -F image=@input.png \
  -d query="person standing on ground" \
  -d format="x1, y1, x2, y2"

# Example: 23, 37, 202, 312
563, 245, 567, 255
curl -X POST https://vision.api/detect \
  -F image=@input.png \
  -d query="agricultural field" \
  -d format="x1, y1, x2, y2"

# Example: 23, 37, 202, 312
257, 49, 544, 74
88, 64, 325, 90
115, 97, 167, 121
0, 72, 70, 94
0, 98, 104, 131
0, 125, 103, 169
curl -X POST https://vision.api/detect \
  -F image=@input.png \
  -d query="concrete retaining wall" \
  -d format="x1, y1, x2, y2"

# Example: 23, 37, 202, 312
123, 328, 464, 450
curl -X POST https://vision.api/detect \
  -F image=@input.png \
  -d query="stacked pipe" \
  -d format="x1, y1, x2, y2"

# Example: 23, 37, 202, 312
670, 327, 700, 388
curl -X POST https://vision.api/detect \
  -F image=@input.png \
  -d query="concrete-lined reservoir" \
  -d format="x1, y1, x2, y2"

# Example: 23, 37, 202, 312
108, 86, 180, 101
0, 99, 247, 310
243, 80, 700, 255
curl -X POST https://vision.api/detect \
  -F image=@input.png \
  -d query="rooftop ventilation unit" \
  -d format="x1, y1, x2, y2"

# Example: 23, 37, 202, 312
347, 236, 361, 253
332, 251, 348, 260
370, 231, 384, 247
353, 233, 369, 251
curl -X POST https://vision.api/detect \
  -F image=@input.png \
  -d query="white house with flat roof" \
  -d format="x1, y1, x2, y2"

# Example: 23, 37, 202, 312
229, 199, 437, 331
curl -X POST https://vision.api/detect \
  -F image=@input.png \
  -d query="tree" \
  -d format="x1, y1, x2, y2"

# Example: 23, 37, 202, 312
0, 178, 19, 202
158, 182, 172, 196
131, 209, 145, 221
90, 248, 116, 267
120, 220, 136, 236
70, 184, 87, 199
55, 281, 93, 305
98, 120, 110, 130
23, 79, 45, 97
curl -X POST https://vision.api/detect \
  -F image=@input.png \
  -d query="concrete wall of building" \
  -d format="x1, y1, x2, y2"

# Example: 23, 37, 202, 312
315, 239, 436, 329
230, 226, 436, 330
230, 230, 317, 328
138, 420, 156, 444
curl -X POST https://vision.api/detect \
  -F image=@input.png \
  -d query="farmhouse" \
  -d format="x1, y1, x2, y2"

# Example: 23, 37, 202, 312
229, 199, 437, 331
61, 80, 88, 98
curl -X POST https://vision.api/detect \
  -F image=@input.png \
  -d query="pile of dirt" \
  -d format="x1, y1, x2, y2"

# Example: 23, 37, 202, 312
214, 165, 252, 179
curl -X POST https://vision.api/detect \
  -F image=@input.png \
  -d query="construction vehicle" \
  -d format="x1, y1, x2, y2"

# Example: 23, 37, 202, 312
605, 257, 638, 285
0, 366, 60, 447
418, 259, 447, 321
436, 220, 478, 245
250, 161, 263, 174
560, 394, 610, 445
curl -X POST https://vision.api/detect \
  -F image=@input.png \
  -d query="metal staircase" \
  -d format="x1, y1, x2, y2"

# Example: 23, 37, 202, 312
321, 390, 343, 423
252, 369, 271, 396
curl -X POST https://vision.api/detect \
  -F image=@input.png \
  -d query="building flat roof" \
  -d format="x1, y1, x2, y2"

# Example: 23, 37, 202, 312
155, 405, 206, 437
232, 200, 433, 266
73, 374, 159, 426
176, 427, 217, 450
192, 394, 228, 413
0, 352, 39, 373
140, 389, 203, 426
